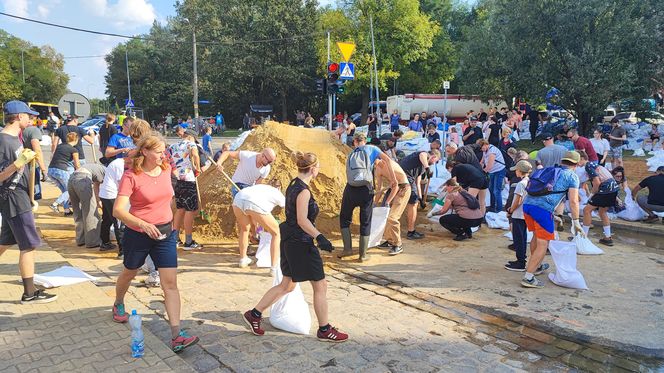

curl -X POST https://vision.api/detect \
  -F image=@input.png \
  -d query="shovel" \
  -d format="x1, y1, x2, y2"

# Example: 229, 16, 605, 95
28, 159, 38, 212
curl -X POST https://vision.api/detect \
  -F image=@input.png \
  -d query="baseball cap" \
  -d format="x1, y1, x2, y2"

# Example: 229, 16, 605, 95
510, 159, 533, 173
540, 132, 554, 140
561, 150, 580, 164
3, 100, 39, 116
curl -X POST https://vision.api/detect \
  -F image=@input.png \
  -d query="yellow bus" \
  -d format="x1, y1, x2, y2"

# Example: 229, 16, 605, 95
27, 102, 61, 126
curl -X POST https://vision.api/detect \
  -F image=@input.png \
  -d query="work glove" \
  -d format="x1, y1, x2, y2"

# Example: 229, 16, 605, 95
418, 197, 427, 209
40, 170, 47, 182
13, 149, 36, 169
315, 234, 334, 252
571, 219, 586, 238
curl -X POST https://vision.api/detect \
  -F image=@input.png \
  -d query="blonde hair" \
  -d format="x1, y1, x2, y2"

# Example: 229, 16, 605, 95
66, 132, 79, 143
476, 139, 490, 147
292, 151, 318, 173
129, 119, 151, 141
502, 128, 512, 137
105, 113, 116, 124
445, 178, 462, 193
130, 132, 168, 174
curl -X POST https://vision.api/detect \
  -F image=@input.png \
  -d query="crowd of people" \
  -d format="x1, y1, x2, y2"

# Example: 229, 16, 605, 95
2, 99, 663, 348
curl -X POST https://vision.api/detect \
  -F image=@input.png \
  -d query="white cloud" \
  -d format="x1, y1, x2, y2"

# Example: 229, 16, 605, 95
81, 0, 156, 29
36, 4, 49, 17
2, 0, 29, 18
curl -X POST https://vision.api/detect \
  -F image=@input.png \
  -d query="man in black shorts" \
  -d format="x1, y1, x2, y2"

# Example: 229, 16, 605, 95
398, 150, 440, 239
0, 101, 57, 304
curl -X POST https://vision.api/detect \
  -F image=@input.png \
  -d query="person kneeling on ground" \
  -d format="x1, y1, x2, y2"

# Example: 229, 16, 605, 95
504, 160, 532, 271
242, 151, 348, 342
112, 133, 199, 353
431, 179, 483, 241
633, 165, 664, 223
232, 179, 284, 270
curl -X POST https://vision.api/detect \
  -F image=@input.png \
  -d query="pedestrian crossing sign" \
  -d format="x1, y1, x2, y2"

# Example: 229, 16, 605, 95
339, 62, 355, 80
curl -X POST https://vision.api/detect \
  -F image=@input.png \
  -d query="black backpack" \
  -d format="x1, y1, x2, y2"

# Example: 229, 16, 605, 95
459, 190, 481, 210
494, 146, 514, 171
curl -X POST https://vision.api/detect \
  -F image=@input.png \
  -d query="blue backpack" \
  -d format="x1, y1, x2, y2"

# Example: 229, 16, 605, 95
526, 166, 567, 196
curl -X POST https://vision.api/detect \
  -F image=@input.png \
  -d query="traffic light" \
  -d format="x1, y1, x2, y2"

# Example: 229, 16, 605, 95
327, 62, 339, 83
337, 80, 345, 94
315, 78, 327, 93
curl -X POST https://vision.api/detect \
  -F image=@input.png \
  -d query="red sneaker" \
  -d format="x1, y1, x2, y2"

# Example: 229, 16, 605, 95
317, 326, 348, 343
112, 303, 128, 323
171, 330, 199, 353
242, 310, 264, 336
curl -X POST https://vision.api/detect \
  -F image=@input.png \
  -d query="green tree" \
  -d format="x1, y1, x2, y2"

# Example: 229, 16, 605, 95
0, 29, 69, 103
456, 0, 664, 133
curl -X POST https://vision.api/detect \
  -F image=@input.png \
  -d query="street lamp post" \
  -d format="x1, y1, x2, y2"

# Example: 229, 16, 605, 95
192, 28, 199, 119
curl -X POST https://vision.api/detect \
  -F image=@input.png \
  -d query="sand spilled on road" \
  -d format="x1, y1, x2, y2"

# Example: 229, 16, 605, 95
196, 121, 351, 240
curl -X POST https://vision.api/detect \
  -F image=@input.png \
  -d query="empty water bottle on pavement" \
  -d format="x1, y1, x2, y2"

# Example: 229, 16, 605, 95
129, 309, 144, 358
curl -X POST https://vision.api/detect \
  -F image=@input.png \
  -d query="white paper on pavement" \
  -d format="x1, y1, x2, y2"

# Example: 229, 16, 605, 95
33, 266, 100, 288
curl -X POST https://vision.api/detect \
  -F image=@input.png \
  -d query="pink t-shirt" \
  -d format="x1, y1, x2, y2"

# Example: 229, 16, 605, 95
117, 165, 174, 232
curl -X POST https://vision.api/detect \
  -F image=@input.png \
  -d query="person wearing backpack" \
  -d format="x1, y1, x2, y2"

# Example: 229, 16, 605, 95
521, 151, 585, 288
338, 133, 397, 261
478, 139, 508, 212
431, 179, 483, 241
505, 160, 532, 271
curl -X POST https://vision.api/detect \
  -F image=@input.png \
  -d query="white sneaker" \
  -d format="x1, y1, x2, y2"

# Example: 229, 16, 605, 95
143, 272, 160, 287
239, 257, 252, 268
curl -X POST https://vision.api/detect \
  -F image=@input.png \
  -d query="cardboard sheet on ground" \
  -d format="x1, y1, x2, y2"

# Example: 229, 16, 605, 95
269, 267, 311, 335
34, 266, 99, 288
368, 207, 390, 248
548, 240, 588, 290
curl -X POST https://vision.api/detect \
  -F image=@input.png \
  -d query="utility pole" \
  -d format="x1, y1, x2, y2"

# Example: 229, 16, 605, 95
21, 50, 25, 84
125, 48, 132, 112
327, 31, 332, 130
369, 14, 381, 136
192, 27, 199, 119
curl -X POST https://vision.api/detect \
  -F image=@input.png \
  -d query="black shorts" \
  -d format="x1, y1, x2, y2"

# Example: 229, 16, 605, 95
174, 180, 199, 211
588, 192, 618, 208
280, 238, 325, 283
0, 211, 41, 251
122, 227, 177, 270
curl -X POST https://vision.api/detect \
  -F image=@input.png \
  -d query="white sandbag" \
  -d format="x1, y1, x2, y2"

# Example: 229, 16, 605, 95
501, 184, 509, 205
427, 177, 448, 195
368, 207, 390, 248
617, 188, 647, 222
230, 130, 252, 150
573, 233, 604, 255
547, 240, 588, 290
485, 211, 510, 230
255, 231, 272, 268
269, 267, 311, 335
40, 135, 52, 146
632, 148, 646, 157
503, 230, 533, 243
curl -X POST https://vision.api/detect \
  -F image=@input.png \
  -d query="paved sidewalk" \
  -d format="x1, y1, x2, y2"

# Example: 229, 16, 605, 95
0, 244, 194, 373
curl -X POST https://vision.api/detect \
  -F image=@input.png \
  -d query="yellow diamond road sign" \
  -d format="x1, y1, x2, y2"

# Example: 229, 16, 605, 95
336, 42, 356, 62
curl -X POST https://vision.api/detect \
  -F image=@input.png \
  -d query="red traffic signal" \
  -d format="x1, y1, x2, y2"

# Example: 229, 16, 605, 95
328, 63, 339, 73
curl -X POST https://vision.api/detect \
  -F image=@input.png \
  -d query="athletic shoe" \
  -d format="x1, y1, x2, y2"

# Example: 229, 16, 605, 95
117, 251, 124, 259
599, 237, 614, 246
183, 240, 202, 251
507, 244, 515, 251
171, 330, 199, 353
100, 242, 117, 251
143, 272, 160, 288
377, 241, 392, 249
49, 203, 59, 213
21, 289, 58, 304
643, 216, 659, 224
388, 245, 403, 256
407, 231, 425, 240
453, 234, 467, 241
63, 210, 73, 217
242, 310, 264, 336
534, 263, 550, 276
521, 276, 544, 288
112, 303, 128, 323
176, 239, 183, 247
317, 326, 348, 343
239, 257, 252, 268
504, 261, 526, 271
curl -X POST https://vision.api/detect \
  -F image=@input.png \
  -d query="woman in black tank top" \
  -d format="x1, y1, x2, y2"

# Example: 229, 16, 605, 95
242, 151, 349, 342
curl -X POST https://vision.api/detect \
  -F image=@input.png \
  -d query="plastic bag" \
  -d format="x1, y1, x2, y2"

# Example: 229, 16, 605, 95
632, 148, 646, 157
269, 267, 311, 335
573, 233, 604, 255
368, 207, 390, 248
547, 240, 588, 290
255, 231, 272, 268
617, 188, 647, 222
503, 230, 533, 243
485, 211, 510, 230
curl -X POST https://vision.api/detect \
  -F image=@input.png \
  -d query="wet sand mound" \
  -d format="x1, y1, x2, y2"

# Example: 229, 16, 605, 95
196, 121, 350, 240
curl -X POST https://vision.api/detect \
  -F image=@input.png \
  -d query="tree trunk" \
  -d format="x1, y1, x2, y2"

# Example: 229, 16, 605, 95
281, 90, 288, 124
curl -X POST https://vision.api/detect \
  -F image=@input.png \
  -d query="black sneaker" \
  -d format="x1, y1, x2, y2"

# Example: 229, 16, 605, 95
388, 246, 403, 256
183, 240, 202, 251
21, 289, 58, 304
507, 244, 515, 251
64, 210, 73, 217
599, 237, 614, 246
377, 241, 392, 249
504, 261, 526, 272
406, 231, 425, 240
176, 239, 183, 247
100, 242, 117, 251
453, 234, 467, 241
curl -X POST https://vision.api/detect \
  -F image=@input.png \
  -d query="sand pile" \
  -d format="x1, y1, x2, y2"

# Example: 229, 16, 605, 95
196, 121, 351, 240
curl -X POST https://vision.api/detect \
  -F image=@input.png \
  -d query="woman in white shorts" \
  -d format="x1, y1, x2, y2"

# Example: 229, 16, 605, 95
232, 179, 284, 270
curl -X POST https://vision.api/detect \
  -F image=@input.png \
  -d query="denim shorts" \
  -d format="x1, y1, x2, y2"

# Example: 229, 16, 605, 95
122, 226, 177, 270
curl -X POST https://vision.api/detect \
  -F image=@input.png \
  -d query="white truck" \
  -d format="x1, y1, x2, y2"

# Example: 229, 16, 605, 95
386, 94, 507, 122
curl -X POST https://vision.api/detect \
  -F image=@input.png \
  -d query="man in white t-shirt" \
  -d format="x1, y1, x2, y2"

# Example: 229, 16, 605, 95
217, 148, 275, 195
99, 158, 126, 257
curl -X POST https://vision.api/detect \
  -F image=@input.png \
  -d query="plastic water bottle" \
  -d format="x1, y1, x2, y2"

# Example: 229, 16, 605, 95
129, 309, 144, 358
